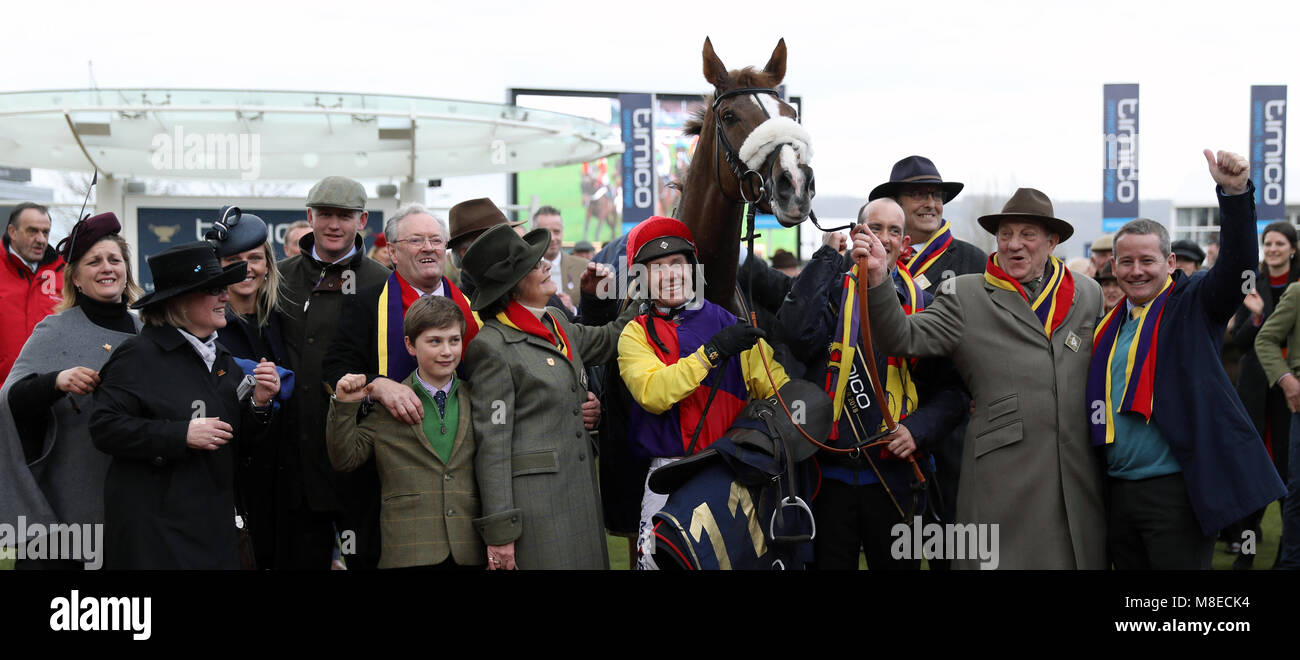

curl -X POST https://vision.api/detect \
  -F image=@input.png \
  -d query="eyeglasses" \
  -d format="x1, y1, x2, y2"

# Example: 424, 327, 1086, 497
394, 236, 446, 249
900, 189, 945, 202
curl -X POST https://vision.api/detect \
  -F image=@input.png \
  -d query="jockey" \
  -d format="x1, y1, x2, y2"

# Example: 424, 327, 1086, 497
616, 216, 790, 570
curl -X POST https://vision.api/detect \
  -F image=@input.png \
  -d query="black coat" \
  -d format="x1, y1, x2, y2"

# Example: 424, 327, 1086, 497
221, 308, 293, 569
91, 324, 271, 569
914, 237, 987, 296
1229, 261, 1300, 478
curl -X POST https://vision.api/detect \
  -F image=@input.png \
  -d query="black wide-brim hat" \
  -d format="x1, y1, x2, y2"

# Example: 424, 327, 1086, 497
868, 155, 964, 203
131, 241, 248, 310
976, 187, 1075, 242
461, 224, 551, 311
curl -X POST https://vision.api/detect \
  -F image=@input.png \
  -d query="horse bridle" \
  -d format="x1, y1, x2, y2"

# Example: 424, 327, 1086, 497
710, 88, 928, 522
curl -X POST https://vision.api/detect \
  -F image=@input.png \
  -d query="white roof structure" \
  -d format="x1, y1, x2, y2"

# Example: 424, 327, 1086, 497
0, 88, 622, 181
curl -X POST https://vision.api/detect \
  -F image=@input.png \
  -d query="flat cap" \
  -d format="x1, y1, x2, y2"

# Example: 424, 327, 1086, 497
307, 176, 367, 211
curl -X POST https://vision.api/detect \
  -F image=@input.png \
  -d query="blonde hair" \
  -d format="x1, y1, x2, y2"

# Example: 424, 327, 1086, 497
56, 235, 144, 313
226, 240, 284, 328
140, 297, 192, 328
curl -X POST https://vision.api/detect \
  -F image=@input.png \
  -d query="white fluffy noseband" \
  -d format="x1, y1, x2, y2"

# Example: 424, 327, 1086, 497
737, 116, 813, 171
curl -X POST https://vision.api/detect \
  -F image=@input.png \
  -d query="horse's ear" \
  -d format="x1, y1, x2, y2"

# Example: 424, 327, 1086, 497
763, 38, 787, 85
702, 37, 731, 89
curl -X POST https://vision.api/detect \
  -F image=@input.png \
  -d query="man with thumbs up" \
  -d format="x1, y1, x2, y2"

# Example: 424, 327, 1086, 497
1089, 149, 1285, 569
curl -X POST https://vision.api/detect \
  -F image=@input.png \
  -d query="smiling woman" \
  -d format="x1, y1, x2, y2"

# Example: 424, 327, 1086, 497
90, 242, 281, 569
0, 212, 143, 570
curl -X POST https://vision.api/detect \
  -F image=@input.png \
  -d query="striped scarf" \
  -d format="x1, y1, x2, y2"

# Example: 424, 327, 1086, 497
904, 220, 954, 280
1086, 276, 1175, 446
376, 271, 480, 379
983, 253, 1075, 338
496, 301, 572, 361
823, 262, 923, 441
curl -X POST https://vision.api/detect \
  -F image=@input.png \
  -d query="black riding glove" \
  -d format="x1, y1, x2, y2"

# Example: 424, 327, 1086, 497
701, 324, 766, 366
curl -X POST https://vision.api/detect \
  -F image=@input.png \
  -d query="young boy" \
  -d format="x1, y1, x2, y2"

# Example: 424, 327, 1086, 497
327, 295, 485, 570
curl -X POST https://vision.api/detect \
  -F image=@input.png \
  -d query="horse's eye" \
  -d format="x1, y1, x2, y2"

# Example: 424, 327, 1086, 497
721, 110, 737, 123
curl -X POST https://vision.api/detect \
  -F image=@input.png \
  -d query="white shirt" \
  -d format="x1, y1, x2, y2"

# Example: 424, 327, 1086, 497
546, 252, 563, 293
177, 328, 219, 372
8, 245, 37, 273
409, 280, 445, 298
311, 244, 358, 265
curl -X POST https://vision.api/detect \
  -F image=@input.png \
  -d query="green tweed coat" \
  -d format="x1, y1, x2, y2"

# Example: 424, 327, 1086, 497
468, 304, 636, 569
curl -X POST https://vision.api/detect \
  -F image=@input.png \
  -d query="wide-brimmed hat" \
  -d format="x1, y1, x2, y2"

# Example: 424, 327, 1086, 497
1171, 239, 1206, 264
461, 223, 551, 311
448, 198, 525, 250
868, 155, 964, 203
131, 242, 248, 310
977, 188, 1075, 242
56, 211, 121, 264
206, 206, 269, 258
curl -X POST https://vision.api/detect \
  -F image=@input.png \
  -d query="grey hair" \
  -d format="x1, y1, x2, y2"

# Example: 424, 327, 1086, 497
1114, 218, 1171, 258
385, 203, 447, 242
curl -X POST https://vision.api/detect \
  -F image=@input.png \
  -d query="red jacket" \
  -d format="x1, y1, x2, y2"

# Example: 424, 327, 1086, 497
1, 237, 65, 382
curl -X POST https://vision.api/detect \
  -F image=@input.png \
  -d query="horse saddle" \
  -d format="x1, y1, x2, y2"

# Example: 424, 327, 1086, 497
649, 380, 832, 570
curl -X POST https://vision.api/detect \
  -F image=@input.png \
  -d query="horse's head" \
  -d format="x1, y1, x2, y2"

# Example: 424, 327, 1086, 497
701, 37, 815, 228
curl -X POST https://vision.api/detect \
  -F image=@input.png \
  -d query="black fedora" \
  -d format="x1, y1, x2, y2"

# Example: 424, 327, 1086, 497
868, 155, 964, 203
131, 242, 248, 310
460, 224, 551, 311
977, 188, 1075, 242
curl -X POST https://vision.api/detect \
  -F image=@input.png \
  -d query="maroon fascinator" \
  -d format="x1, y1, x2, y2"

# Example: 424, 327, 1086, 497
56, 212, 122, 264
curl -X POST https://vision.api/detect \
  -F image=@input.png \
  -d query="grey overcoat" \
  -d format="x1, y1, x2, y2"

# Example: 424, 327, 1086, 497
868, 272, 1107, 569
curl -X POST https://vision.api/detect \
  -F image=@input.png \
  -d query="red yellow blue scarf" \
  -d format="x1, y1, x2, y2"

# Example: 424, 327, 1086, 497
1086, 276, 1175, 446
983, 253, 1075, 338
377, 271, 480, 378
496, 301, 572, 361
824, 261, 923, 441
904, 220, 954, 280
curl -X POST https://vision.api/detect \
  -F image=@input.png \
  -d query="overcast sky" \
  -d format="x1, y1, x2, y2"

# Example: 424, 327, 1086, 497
3, 0, 1295, 208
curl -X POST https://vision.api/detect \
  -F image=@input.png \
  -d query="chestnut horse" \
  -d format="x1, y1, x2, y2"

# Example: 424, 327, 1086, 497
680, 37, 815, 306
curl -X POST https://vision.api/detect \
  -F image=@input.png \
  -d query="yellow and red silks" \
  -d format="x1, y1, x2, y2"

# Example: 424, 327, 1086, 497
1086, 276, 1175, 446
983, 253, 1075, 338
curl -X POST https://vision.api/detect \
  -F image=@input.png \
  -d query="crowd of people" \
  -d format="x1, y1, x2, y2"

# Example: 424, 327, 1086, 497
0, 149, 1296, 570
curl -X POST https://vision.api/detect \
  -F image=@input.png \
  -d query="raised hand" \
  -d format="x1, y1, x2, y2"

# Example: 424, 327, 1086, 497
334, 373, 373, 403
1203, 149, 1249, 196
252, 359, 280, 407
851, 224, 890, 287
580, 261, 614, 296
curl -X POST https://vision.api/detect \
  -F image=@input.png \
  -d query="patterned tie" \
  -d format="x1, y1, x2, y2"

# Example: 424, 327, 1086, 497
433, 390, 447, 419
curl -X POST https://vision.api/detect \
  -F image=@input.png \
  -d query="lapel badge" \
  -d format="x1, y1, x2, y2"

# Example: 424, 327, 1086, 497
217, 369, 226, 377
914, 274, 931, 290
103, 343, 112, 352
546, 357, 556, 366
1065, 332, 1081, 352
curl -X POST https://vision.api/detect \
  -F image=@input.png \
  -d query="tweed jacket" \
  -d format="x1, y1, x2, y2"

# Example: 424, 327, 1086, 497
1257, 282, 1300, 386
468, 302, 636, 569
867, 266, 1107, 569
326, 372, 484, 569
